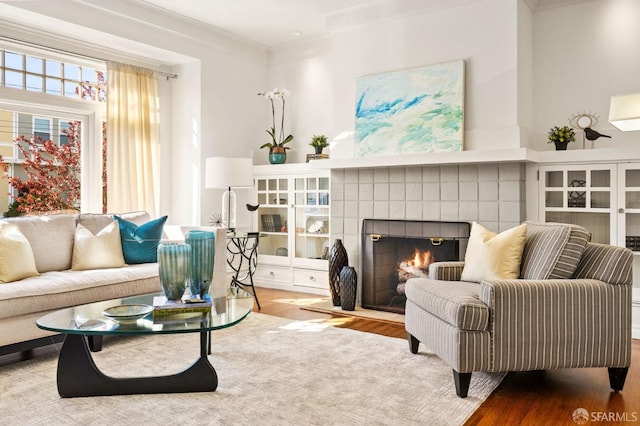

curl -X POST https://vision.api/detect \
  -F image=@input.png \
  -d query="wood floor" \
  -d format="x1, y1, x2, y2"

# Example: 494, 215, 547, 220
256, 288, 640, 426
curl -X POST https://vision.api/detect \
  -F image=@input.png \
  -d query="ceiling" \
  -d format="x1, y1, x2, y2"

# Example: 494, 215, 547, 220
140, 0, 376, 47
140, 0, 595, 48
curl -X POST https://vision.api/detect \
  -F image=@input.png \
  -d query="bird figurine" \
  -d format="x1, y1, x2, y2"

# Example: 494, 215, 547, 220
584, 128, 611, 141
246, 203, 260, 211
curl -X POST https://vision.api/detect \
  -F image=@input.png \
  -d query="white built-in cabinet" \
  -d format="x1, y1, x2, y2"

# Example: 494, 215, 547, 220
252, 164, 330, 296
539, 162, 640, 339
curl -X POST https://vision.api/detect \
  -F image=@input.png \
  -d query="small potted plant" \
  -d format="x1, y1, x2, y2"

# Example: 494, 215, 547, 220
547, 125, 576, 151
258, 88, 293, 164
309, 134, 328, 154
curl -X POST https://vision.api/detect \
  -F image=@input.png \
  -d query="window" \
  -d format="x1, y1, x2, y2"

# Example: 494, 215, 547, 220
33, 117, 51, 142
0, 48, 107, 102
59, 120, 71, 145
1, 43, 107, 214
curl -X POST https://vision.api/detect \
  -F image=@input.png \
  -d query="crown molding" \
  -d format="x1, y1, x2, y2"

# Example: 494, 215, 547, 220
0, 0, 269, 66
524, 0, 597, 12
324, 0, 478, 34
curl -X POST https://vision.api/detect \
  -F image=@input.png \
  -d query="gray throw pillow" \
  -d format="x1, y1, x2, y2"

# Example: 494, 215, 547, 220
520, 222, 590, 280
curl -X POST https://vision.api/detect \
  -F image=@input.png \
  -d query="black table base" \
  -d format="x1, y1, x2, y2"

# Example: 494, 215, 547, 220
57, 331, 217, 397
227, 233, 261, 309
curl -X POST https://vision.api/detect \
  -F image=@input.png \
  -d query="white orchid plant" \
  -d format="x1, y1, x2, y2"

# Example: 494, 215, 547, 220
258, 88, 293, 150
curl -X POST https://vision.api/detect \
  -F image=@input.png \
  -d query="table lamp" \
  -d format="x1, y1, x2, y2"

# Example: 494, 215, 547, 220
205, 157, 253, 231
609, 93, 640, 131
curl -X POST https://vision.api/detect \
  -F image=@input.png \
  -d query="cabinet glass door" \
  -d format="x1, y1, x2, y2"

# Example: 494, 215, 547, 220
620, 165, 640, 253
541, 165, 615, 245
293, 176, 330, 267
256, 177, 289, 262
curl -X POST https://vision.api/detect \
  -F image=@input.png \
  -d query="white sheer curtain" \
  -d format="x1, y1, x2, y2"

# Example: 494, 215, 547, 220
106, 61, 160, 217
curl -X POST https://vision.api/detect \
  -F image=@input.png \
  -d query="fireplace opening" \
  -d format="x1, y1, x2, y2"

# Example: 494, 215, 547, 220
361, 219, 470, 314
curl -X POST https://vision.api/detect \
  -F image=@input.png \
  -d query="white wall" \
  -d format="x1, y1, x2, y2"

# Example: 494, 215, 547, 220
266, 0, 523, 159
265, 40, 334, 164
267, 0, 640, 158
533, 0, 640, 150
517, 1, 534, 148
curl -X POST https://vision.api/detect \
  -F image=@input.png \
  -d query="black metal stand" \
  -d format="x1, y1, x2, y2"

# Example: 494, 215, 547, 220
56, 332, 217, 398
227, 233, 261, 309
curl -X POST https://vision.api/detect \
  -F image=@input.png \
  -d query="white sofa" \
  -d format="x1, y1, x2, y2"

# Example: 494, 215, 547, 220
0, 212, 228, 355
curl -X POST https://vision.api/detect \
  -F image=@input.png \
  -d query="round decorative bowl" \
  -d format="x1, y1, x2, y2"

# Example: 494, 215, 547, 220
102, 304, 153, 323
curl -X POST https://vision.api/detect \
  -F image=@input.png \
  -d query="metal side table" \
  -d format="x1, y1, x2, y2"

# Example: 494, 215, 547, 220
226, 232, 265, 309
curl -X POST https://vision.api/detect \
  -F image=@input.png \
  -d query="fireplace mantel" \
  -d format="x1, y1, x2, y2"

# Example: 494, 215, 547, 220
310, 147, 640, 169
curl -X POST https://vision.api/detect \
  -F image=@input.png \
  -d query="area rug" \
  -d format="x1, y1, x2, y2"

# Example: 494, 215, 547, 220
301, 299, 405, 324
0, 313, 504, 425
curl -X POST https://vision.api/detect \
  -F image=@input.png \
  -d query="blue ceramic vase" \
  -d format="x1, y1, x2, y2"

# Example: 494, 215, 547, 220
269, 147, 287, 164
185, 230, 215, 299
157, 243, 191, 301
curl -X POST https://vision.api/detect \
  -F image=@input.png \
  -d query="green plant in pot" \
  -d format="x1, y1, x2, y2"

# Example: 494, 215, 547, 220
547, 125, 576, 150
309, 134, 328, 155
258, 88, 293, 164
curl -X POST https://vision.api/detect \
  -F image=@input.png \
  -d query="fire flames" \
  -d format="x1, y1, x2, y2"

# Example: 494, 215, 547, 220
397, 249, 432, 285
406, 249, 431, 269
396, 248, 434, 304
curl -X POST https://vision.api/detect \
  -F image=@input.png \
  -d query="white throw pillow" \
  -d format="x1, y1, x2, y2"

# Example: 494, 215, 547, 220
0, 224, 39, 283
72, 221, 126, 271
460, 222, 528, 283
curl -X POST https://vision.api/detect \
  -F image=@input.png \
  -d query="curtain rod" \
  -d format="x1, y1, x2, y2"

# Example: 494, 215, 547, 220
0, 35, 178, 80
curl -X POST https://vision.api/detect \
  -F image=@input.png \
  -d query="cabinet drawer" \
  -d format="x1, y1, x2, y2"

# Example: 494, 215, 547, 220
293, 269, 329, 290
254, 266, 292, 284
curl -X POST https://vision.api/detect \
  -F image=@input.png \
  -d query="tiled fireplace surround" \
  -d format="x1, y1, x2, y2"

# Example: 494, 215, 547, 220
329, 162, 526, 300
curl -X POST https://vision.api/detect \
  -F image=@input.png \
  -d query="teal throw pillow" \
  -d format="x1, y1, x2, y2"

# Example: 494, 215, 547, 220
115, 215, 168, 264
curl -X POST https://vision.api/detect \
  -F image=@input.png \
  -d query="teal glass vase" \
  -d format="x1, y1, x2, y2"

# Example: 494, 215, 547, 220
185, 230, 215, 300
157, 243, 191, 301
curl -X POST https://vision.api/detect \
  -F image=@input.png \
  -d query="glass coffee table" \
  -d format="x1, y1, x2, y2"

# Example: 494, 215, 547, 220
36, 287, 253, 398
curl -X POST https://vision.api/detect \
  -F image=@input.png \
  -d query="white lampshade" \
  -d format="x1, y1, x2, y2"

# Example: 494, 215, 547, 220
609, 93, 640, 131
205, 157, 253, 189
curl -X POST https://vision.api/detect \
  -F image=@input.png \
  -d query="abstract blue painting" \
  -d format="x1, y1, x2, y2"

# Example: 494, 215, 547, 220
355, 60, 464, 157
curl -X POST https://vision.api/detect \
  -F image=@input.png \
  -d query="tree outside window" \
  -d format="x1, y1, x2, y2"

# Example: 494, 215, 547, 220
1, 121, 81, 215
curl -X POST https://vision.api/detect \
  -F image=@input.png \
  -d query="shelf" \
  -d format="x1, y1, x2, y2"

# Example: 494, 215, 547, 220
296, 233, 329, 238
304, 147, 640, 170
310, 148, 537, 169
536, 147, 640, 165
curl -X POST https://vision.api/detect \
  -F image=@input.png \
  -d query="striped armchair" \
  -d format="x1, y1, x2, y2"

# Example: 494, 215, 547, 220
405, 222, 634, 398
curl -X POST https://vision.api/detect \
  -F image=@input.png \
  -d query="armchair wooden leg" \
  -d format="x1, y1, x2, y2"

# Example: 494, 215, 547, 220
407, 333, 419, 354
453, 370, 472, 398
608, 367, 629, 392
